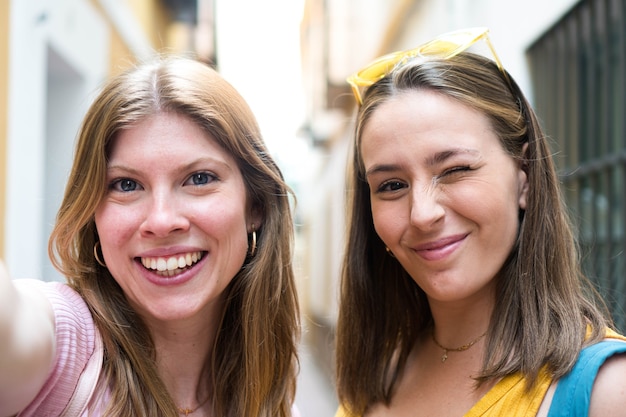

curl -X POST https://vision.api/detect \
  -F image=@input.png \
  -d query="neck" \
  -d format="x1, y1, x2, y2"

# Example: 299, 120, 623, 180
427, 294, 494, 347
146, 313, 220, 415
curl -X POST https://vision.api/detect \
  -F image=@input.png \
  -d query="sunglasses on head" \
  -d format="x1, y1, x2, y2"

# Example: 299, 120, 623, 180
347, 27, 510, 106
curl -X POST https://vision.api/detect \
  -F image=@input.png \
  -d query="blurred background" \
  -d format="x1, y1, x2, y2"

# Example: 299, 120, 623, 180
1, 0, 625, 415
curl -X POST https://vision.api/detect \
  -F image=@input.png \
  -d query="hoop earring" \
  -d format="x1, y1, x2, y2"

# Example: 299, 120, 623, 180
94, 241, 107, 267
385, 247, 396, 258
248, 225, 257, 257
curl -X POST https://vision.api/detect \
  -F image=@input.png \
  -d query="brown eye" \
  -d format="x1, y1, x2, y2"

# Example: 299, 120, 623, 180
378, 180, 406, 192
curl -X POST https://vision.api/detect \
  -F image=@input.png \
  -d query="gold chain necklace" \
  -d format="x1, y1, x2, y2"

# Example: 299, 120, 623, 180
431, 331, 487, 362
178, 395, 210, 416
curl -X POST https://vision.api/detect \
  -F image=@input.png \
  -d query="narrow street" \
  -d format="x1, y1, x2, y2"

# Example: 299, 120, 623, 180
296, 340, 338, 417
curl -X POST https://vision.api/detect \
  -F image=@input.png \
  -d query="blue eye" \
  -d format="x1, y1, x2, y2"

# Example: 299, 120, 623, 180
185, 172, 217, 186
112, 178, 139, 192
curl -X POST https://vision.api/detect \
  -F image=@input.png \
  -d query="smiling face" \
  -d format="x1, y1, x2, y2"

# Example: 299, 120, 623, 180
94, 112, 258, 323
360, 89, 528, 305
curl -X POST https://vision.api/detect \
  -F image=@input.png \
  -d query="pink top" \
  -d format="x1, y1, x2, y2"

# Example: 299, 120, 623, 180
16, 279, 108, 416
14, 279, 301, 416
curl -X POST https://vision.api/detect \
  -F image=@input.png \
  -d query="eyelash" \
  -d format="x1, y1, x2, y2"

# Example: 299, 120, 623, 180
440, 165, 472, 177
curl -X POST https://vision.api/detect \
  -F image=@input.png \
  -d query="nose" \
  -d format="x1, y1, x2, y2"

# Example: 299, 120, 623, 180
409, 184, 445, 230
139, 191, 190, 237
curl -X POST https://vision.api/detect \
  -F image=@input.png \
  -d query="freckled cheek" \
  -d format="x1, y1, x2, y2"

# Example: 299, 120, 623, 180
94, 205, 144, 245
190, 203, 248, 238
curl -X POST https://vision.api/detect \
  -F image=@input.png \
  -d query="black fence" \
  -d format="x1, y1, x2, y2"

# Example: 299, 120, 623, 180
529, 0, 626, 333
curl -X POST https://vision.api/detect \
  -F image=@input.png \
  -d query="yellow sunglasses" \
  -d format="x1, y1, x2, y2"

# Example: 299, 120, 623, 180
346, 27, 509, 105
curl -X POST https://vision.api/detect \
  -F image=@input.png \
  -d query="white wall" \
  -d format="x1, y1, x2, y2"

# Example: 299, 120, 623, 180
392, 0, 580, 101
6, 0, 109, 280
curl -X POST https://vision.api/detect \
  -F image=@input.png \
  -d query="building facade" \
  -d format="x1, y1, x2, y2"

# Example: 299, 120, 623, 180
0, 0, 212, 281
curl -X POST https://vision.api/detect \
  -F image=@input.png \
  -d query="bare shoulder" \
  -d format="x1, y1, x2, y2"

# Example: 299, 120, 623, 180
589, 350, 626, 416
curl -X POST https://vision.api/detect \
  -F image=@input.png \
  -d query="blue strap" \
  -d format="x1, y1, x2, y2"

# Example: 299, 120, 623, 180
547, 340, 626, 417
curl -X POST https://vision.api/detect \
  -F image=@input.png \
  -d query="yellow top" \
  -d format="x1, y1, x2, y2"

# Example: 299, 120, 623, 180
334, 329, 626, 417
334, 366, 551, 417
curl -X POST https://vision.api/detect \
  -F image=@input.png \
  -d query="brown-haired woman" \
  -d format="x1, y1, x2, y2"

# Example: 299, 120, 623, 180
335, 28, 626, 417
1, 56, 300, 417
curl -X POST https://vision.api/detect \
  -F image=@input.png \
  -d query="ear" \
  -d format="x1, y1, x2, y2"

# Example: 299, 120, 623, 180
248, 206, 264, 232
517, 143, 530, 210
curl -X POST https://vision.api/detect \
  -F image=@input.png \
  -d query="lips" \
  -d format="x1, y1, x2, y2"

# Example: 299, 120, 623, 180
412, 234, 467, 261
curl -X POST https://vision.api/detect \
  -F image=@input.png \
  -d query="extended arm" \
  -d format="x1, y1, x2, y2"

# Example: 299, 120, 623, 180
0, 261, 56, 416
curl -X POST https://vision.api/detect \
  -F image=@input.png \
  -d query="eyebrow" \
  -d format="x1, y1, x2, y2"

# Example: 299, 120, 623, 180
364, 147, 480, 178
107, 156, 233, 175
425, 147, 480, 166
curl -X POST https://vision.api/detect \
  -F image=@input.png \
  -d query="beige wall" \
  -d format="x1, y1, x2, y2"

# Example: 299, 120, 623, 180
0, 0, 9, 258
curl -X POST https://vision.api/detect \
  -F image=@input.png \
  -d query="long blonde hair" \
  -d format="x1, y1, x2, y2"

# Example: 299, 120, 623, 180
336, 52, 611, 415
49, 56, 299, 416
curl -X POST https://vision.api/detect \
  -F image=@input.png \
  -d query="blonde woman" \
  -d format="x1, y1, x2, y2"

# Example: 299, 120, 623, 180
1, 56, 300, 417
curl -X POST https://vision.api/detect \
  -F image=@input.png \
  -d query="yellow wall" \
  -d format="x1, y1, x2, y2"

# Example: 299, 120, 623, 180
89, 0, 136, 76
0, 0, 9, 258
128, 0, 171, 52
90, 0, 173, 77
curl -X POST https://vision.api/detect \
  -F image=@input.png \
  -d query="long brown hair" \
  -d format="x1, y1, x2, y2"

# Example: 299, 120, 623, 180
48, 56, 299, 416
336, 53, 611, 415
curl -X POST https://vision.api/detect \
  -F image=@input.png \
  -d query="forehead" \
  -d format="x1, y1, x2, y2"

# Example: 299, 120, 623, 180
359, 90, 496, 159
107, 113, 240, 170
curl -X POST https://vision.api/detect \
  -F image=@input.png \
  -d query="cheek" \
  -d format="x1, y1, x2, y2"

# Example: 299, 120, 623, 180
371, 201, 405, 243
193, 198, 245, 229
192, 201, 249, 250
459, 193, 513, 231
94, 204, 141, 245
464, 189, 520, 244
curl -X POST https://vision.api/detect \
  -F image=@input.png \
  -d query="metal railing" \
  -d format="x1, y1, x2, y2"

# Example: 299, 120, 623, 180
529, 0, 626, 332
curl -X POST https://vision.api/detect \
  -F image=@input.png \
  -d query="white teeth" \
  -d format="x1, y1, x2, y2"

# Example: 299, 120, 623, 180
166, 257, 178, 270
157, 258, 167, 271
141, 251, 203, 273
